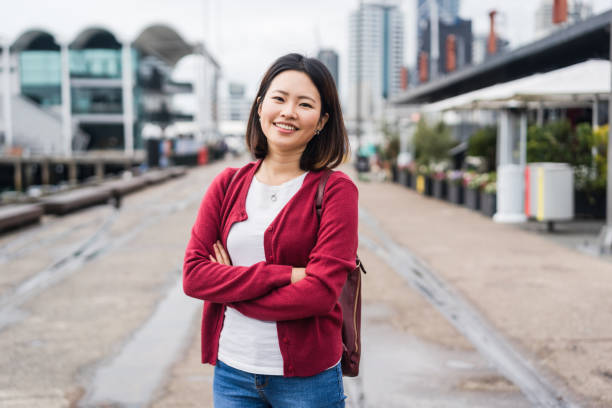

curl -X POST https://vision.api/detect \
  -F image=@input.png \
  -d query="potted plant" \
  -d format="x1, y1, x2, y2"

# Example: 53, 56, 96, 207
464, 172, 489, 211
431, 162, 448, 200
415, 164, 433, 195
480, 179, 497, 217
446, 170, 464, 204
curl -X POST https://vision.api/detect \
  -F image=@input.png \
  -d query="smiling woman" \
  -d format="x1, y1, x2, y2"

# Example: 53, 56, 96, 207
256, 70, 329, 162
183, 53, 358, 407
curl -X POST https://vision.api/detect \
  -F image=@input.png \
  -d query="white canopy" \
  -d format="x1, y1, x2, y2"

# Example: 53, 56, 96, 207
424, 59, 611, 112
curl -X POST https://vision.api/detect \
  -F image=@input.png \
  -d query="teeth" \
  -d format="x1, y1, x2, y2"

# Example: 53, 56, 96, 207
276, 123, 296, 130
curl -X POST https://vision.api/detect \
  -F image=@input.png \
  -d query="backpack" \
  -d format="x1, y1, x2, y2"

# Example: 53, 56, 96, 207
316, 169, 366, 377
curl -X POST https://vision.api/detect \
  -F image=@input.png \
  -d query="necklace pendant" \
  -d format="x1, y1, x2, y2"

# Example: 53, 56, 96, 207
270, 193, 277, 202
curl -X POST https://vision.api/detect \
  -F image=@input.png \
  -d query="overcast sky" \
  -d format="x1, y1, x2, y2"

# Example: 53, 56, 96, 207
2, 0, 611, 101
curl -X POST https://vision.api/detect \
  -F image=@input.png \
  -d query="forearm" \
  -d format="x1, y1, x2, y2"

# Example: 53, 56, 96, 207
230, 258, 353, 321
183, 248, 292, 303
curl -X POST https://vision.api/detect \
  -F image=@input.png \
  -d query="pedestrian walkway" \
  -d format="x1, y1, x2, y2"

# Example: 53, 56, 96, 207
353, 173, 612, 407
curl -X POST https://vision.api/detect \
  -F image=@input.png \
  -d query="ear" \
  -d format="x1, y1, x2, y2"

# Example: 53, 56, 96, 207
318, 112, 329, 131
256, 96, 262, 116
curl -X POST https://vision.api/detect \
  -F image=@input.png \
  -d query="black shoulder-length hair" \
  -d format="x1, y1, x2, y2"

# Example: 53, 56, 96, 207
245, 53, 349, 171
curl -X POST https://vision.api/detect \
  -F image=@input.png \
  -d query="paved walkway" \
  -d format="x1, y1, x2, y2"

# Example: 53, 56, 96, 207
354, 173, 612, 407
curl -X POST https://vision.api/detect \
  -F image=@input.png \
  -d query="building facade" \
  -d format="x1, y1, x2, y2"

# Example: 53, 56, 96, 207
316, 49, 339, 89
1, 25, 220, 156
348, 2, 404, 120
535, 0, 594, 39
417, 0, 473, 82
219, 82, 250, 122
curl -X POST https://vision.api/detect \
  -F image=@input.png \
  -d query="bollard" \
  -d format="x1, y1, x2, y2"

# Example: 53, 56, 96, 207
68, 161, 77, 185
95, 161, 104, 181
14, 160, 22, 192
41, 160, 50, 186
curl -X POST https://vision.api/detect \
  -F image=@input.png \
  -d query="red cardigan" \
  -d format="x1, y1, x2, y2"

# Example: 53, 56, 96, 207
183, 160, 358, 377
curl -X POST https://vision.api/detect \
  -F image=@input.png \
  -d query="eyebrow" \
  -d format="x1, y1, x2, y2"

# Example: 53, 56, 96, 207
271, 89, 316, 103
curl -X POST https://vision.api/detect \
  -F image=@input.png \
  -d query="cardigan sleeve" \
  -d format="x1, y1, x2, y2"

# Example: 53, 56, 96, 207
183, 168, 293, 304
230, 174, 358, 321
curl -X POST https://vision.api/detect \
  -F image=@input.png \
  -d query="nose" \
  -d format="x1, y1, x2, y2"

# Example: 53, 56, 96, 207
280, 103, 297, 118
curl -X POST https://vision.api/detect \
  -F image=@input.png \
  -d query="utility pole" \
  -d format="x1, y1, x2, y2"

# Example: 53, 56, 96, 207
429, 0, 439, 81
2, 39, 13, 152
355, 0, 363, 154
598, 14, 612, 253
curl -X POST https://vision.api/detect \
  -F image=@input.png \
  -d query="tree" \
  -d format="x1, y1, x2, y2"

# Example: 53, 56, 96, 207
467, 126, 497, 172
412, 118, 455, 166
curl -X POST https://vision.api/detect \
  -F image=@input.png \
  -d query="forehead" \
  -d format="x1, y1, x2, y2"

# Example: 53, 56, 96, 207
268, 70, 321, 101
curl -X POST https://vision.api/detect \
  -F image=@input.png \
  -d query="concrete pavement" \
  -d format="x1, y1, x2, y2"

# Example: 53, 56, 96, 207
352, 172, 612, 407
2, 157, 611, 407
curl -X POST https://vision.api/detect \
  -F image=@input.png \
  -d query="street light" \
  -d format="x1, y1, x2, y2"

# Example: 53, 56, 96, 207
598, 14, 612, 253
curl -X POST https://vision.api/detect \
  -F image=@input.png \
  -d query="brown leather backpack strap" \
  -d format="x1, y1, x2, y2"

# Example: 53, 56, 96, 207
316, 169, 333, 220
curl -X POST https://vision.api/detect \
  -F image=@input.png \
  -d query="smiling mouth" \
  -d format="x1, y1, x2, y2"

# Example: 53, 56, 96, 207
274, 122, 299, 131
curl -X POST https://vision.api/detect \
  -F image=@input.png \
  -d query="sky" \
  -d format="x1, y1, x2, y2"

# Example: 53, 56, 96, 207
2, 0, 611, 102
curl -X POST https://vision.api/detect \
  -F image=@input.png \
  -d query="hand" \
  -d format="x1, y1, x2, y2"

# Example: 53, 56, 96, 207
291, 267, 306, 284
209, 240, 232, 266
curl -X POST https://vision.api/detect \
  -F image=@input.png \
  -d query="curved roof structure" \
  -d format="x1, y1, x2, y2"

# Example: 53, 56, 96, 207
4, 23, 217, 68
71, 27, 122, 49
133, 24, 195, 67
13, 29, 60, 51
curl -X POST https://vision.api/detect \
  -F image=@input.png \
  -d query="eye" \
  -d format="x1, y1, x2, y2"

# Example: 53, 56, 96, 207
271, 96, 284, 102
300, 103, 313, 108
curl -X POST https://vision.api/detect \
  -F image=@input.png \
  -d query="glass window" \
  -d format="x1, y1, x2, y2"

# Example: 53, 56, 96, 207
70, 49, 121, 78
19, 51, 61, 86
72, 87, 123, 114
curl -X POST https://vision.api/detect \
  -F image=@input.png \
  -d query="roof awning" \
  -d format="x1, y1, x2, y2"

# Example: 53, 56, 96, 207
424, 59, 611, 112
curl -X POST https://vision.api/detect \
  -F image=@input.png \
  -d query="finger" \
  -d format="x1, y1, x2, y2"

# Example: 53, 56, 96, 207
209, 254, 218, 263
217, 241, 231, 265
213, 243, 222, 262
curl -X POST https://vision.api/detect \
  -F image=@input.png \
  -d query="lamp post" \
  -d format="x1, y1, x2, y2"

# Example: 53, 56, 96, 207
598, 14, 612, 253
2, 38, 13, 152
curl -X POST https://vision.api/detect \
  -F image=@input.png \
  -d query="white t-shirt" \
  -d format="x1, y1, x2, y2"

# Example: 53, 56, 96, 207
217, 171, 308, 375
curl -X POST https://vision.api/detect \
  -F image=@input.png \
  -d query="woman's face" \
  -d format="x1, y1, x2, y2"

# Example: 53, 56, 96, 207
258, 70, 329, 155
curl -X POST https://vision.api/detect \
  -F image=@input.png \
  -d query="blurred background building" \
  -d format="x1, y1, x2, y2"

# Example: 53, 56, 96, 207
535, 0, 594, 38
416, 0, 478, 84
348, 2, 404, 122
0, 25, 219, 157
316, 49, 339, 89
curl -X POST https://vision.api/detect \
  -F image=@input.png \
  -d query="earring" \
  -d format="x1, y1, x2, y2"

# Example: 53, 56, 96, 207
315, 129, 320, 136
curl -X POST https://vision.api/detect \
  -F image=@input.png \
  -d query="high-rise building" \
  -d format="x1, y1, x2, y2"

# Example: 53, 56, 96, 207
316, 49, 339, 89
418, 0, 460, 24
418, 17, 472, 80
534, 0, 593, 39
219, 82, 250, 122
348, 3, 404, 120
417, 0, 472, 82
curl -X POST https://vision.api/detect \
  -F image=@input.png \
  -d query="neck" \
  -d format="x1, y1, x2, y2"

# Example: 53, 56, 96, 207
258, 149, 305, 185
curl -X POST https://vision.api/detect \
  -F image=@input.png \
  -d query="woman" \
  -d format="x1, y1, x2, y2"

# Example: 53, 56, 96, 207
183, 53, 358, 407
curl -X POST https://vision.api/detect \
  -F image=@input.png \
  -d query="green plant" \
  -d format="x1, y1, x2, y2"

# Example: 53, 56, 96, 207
467, 126, 497, 172
377, 120, 400, 165
527, 119, 599, 192
413, 119, 456, 166
483, 181, 497, 194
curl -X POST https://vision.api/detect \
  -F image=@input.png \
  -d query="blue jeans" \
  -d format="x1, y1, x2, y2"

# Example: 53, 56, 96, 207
213, 360, 346, 408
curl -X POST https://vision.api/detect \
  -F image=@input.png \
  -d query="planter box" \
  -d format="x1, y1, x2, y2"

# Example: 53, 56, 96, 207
465, 187, 481, 211
424, 176, 433, 196
409, 172, 417, 189
391, 164, 399, 183
448, 183, 464, 204
432, 179, 447, 200
480, 191, 497, 217
398, 169, 411, 187
574, 189, 605, 219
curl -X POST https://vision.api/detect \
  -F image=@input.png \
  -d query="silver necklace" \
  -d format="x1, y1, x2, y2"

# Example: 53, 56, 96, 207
270, 193, 277, 202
